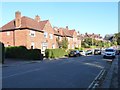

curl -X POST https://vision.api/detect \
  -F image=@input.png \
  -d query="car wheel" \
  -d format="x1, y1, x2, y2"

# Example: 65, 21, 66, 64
103, 56, 106, 58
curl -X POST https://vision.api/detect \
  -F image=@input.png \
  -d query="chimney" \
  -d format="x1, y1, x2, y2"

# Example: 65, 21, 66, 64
66, 26, 68, 30
35, 15, 40, 22
15, 11, 21, 27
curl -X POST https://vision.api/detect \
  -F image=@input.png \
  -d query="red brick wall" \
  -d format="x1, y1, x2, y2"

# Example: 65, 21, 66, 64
14, 29, 27, 47
43, 21, 56, 49
26, 30, 44, 49
1, 31, 14, 46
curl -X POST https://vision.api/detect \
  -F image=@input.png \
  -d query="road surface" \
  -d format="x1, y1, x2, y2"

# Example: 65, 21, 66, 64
2, 55, 113, 88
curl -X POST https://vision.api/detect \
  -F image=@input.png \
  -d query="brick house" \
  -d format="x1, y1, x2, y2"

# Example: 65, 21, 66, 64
0, 11, 82, 53
53, 26, 81, 49
82, 33, 103, 41
0, 11, 56, 54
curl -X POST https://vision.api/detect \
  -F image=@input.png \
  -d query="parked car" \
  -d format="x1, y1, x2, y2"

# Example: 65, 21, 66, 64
103, 48, 116, 59
85, 50, 92, 55
94, 49, 101, 55
115, 50, 120, 55
69, 50, 81, 57
79, 50, 86, 56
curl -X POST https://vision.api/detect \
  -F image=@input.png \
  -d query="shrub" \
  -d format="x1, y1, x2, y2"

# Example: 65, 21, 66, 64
0, 42, 5, 64
5, 46, 43, 60
26, 49, 43, 60
45, 49, 66, 58
45, 49, 52, 58
5, 46, 28, 59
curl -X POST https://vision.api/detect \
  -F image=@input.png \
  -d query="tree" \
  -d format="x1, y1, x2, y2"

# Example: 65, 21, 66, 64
61, 37, 69, 49
56, 37, 69, 49
84, 38, 92, 46
115, 32, 120, 45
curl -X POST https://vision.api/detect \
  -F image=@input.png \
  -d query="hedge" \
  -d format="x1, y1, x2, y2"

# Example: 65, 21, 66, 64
45, 49, 66, 58
0, 42, 4, 64
26, 49, 43, 60
5, 46, 43, 60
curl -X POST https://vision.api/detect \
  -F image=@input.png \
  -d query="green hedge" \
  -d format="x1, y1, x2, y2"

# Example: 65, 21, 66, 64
45, 49, 66, 58
5, 46, 43, 60
26, 49, 43, 60
0, 42, 4, 64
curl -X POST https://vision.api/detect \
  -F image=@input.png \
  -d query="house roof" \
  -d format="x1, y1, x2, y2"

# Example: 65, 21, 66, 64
61, 28, 72, 37
69, 30, 76, 36
53, 28, 61, 36
0, 16, 48, 32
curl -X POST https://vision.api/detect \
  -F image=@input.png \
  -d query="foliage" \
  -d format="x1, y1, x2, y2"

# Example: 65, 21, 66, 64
61, 37, 69, 49
75, 47, 84, 50
5, 46, 43, 60
45, 49, 66, 58
26, 49, 43, 60
56, 37, 69, 49
0, 42, 4, 64
114, 32, 120, 45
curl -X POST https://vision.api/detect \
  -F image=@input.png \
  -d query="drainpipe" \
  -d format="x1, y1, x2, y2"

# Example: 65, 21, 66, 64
13, 30, 15, 46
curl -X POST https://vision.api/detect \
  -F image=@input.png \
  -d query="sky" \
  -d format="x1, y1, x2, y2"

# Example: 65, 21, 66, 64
0, 2, 118, 37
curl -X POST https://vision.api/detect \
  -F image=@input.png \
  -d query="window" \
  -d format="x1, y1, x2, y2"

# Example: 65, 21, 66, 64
6, 32, 10, 36
30, 30, 35, 37
58, 36, 62, 41
31, 42, 35, 49
49, 34, 53, 39
52, 43, 55, 49
44, 32, 48, 38
67, 37, 70, 41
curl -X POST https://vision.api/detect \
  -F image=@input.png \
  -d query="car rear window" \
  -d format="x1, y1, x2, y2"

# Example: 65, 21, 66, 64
105, 49, 114, 52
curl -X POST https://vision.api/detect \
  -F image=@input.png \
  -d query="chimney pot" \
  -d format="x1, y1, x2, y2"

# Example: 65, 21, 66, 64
35, 15, 40, 22
15, 11, 21, 27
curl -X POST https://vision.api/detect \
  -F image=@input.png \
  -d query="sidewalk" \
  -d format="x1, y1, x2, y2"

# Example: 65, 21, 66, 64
101, 55, 119, 88
110, 56, 118, 88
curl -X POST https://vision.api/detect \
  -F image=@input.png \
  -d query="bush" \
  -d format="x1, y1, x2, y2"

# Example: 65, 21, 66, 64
26, 49, 43, 60
0, 42, 5, 64
45, 49, 66, 58
75, 47, 84, 50
5, 46, 43, 60
5, 46, 28, 59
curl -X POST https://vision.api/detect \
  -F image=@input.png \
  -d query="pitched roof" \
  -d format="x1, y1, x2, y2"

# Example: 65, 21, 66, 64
0, 16, 48, 32
61, 28, 72, 37
53, 28, 61, 36
69, 30, 76, 36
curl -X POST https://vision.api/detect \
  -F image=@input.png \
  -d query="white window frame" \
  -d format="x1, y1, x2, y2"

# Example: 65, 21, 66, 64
44, 32, 48, 38
49, 34, 53, 39
52, 43, 55, 49
31, 42, 35, 49
67, 37, 70, 41
59, 36, 62, 41
30, 30, 35, 37
6, 31, 10, 36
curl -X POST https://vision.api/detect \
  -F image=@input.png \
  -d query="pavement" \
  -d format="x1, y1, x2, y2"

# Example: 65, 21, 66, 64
101, 55, 119, 88
110, 55, 118, 88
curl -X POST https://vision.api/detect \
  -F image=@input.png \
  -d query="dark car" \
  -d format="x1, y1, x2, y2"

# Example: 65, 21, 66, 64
94, 49, 101, 55
115, 50, 120, 55
85, 50, 92, 55
69, 50, 81, 57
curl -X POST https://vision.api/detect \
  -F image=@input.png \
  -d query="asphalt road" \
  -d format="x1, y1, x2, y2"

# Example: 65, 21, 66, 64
2, 55, 112, 88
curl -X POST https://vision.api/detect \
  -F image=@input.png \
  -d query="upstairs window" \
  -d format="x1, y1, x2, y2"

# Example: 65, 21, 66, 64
49, 34, 53, 39
6, 32, 10, 36
58, 36, 62, 41
30, 30, 35, 37
44, 32, 48, 38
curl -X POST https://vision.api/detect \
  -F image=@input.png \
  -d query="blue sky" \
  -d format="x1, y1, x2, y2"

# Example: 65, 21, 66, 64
1, 2, 118, 37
